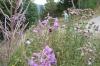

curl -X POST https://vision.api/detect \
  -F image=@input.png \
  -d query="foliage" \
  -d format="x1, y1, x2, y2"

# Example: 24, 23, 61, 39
56, 0, 78, 16
56, 0, 99, 16
2, 11, 100, 66
39, 5, 45, 20
0, 0, 11, 40
0, 0, 38, 40
0, 0, 30, 66
0, 0, 100, 66
23, 0, 39, 28
45, 0, 57, 16
78, 0, 99, 9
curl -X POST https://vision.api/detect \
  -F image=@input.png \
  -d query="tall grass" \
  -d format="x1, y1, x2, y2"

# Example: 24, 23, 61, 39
3, 13, 100, 66
0, 1, 100, 66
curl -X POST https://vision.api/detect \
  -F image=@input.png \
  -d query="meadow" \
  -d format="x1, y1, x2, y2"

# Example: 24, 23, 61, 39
0, 1, 100, 66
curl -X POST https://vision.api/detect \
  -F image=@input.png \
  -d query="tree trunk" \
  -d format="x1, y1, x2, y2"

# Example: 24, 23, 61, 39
71, 0, 75, 8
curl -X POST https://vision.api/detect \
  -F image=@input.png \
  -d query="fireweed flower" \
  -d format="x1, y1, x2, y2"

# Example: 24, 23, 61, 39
54, 22, 59, 28
29, 45, 57, 66
54, 18, 59, 28
38, 20, 43, 27
49, 27, 54, 32
43, 45, 52, 55
32, 53, 38, 57
42, 20, 48, 25
54, 18, 58, 22
28, 59, 38, 66
28, 59, 34, 66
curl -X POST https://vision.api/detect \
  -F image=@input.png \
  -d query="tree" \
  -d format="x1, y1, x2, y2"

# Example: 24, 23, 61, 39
71, 0, 75, 8
23, 0, 39, 28
0, 0, 39, 40
45, 0, 57, 16
0, 0, 11, 40
39, 5, 45, 20
56, 0, 78, 16
78, 0, 99, 9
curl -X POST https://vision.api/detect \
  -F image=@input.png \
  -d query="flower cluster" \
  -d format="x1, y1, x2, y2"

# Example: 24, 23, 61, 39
68, 8, 94, 18
33, 13, 59, 34
12, 14, 26, 22
54, 18, 59, 28
74, 21, 99, 38
29, 45, 57, 66
77, 42, 96, 65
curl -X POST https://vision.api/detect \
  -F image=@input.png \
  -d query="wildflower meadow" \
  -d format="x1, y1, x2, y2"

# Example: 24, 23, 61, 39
0, 0, 100, 66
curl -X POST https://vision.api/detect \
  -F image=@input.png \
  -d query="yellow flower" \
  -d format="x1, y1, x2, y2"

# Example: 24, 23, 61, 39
12, 65, 14, 66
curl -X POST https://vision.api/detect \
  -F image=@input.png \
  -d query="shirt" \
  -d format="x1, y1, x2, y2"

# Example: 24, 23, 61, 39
65, 13, 68, 21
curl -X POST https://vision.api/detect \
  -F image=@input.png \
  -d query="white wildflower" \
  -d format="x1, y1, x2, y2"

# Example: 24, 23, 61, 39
88, 61, 92, 65
33, 29, 37, 33
81, 52, 85, 56
26, 39, 31, 45
88, 49, 93, 52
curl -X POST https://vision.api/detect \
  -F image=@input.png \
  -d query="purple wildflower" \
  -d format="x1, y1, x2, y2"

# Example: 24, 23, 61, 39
32, 53, 38, 57
28, 59, 34, 66
50, 53, 55, 61
54, 18, 58, 22
44, 45, 52, 55
29, 45, 57, 66
33, 64, 38, 66
54, 22, 59, 28
42, 20, 48, 25
12, 15, 18, 20
29, 59, 38, 66
49, 27, 54, 32
41, 61, 50, 66
33, 28, 41, 33
38, 20, 43, 27
37, 28, 41, 32
22, 16, 26, 22
54, 18, 59, 28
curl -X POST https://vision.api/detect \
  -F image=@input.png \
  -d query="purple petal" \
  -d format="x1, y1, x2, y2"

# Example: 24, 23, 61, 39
32, 53, 38, 57
54, 22, 59, 28
54, 18, 58, 22
28, 59, 34, 66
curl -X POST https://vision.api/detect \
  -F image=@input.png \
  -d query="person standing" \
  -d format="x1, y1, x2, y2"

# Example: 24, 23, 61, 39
62, 10, 69, 26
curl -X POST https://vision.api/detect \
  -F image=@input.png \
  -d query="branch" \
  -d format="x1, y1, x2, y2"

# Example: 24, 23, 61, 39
0, 8, 11, 21
3, 1, 11, 15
